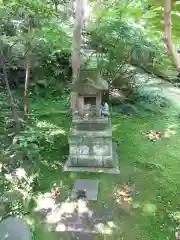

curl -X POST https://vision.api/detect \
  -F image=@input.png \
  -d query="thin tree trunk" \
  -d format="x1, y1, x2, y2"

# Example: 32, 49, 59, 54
23, 59, 30, 121
54, 1, 58, 12
70, 0, 85, 111
164, 0, 180, 72
1, 57, 20, 132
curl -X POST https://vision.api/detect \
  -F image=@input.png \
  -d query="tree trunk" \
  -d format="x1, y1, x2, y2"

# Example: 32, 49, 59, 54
23, 59, 30, 121
70, 0, 85, 111
164, 0, 180, 72
1, 57, 20, 133
54, 1, 58, 12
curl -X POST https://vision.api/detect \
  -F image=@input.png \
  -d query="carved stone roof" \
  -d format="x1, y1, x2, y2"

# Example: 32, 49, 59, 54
70, 69, 108, 93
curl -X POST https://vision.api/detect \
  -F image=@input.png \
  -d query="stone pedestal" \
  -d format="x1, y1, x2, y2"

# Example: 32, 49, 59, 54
64, 68, 119, 174
64, 116, 120, 174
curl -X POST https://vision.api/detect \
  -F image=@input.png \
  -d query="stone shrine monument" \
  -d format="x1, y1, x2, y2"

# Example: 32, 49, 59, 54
64, 68, 119, 174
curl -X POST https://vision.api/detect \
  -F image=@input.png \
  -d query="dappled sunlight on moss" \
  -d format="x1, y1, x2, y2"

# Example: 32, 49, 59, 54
0, 165, 39, 218
41, 159, 64, 169
24, 215, 36, 228
112, 124, 121, 131
69, 173, 77, 179
131, 202, 141, 209
35, 195, 91, 225
49, 129, 66, 136
142, 203, 157, 216
36, 121, 59, 129
35, 120, 66, 135
94, 221, 117, 235
33, 192, 118, 236
164, 123, 177, 138
169, 211, 180, 224
35, 194, 57, 213
46, 201, 79, 225
15, 168, 27, 180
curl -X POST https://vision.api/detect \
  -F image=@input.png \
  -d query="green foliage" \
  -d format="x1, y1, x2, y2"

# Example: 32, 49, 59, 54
0, 0, 71, 90
0, 1, 180, 238
144, 0, 180, 42
88, 0, 179, 82
2, 130, 41, 168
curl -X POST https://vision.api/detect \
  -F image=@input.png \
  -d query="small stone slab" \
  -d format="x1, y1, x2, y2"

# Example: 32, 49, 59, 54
71, 179, 99, 200
0, 217, 31, 240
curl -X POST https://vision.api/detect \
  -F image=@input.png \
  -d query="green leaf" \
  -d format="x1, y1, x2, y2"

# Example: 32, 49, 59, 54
144, 11, 158, 18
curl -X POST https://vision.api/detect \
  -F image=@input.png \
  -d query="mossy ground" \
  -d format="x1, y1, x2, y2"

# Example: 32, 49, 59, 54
1, 93, 180, 239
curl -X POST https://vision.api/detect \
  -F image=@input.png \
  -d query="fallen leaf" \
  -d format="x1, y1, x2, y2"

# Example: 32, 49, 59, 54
119, 190, 130, 197
145, 130, 162, 141
123, 196, 132, 202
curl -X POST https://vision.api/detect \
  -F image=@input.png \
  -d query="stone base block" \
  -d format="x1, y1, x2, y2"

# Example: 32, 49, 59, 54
67, 155, 116, 168
64, 143, 120, 174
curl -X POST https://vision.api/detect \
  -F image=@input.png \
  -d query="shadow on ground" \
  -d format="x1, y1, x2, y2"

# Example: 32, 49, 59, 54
1, 105, 179, 239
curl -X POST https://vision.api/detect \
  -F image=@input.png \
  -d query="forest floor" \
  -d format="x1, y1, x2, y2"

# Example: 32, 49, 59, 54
1, 93, 180, 239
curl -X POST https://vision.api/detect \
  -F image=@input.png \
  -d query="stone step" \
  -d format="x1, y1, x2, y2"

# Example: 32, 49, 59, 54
69, 131, 112, 138
70, 120, 112, 131
68, 156, 116, 168
69, 155, 113, 160
72, 123, 110, 131
72, 117, 110, 123
69, 137, 112, 144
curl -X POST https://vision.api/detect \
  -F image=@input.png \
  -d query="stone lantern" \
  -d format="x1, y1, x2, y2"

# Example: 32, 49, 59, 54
64, 69, 119, 174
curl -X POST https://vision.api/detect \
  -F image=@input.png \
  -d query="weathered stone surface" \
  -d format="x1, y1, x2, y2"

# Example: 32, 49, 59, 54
64, 143, 119, 173
70, 69, 108, 93
71, 179, 99, 200
67, 123, 117, 169
67, 116, 116, 169
64, 67, 120, 173
0, 217, 31, 240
